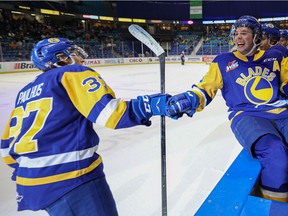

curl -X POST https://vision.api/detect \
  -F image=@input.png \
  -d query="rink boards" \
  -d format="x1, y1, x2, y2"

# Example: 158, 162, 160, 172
196, 149, 288, 216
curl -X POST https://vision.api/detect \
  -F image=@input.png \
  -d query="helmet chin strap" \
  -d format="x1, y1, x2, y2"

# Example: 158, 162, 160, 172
69, 54, 76, 64
244, 34, 260, 56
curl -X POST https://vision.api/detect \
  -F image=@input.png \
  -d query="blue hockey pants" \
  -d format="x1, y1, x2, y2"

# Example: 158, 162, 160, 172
45, 176, 118, 216
254, 134, 288, 201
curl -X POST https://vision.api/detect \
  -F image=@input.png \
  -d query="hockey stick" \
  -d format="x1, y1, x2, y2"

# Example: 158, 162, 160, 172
128, 24, 167, 216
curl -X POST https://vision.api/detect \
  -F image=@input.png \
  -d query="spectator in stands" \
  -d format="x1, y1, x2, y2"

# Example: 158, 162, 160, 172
165, 15, 288, 203
16, 51, 23, 61
8, 40, 17, 49
16, 39, 23, 49
145, 51, 151, 57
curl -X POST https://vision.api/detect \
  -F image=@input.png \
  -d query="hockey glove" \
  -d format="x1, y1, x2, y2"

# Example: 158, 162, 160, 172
166, 91, 199, 120
132, 93, 170, 126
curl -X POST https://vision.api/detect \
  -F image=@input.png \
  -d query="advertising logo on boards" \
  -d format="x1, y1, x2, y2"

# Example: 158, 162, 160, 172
14, 63, 36, 69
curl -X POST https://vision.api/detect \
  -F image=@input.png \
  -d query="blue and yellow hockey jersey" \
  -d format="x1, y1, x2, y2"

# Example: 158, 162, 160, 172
1, 64, 143, 211
191, 49, 288, 125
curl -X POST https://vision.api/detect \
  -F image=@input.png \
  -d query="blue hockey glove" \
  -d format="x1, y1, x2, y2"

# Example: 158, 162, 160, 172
166, 91, 199, 120
132, 93, 170, 126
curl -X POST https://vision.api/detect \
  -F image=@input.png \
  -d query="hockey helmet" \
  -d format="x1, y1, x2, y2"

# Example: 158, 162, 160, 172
31, 38, 88, 71
230, 15, 262, 38
261, 23, 280, 42
280, 29, 288, 39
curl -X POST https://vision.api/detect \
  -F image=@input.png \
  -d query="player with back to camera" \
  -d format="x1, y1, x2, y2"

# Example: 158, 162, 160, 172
0, 38, 170, 216
259, 23, 288, 56
165, 15, 288, 202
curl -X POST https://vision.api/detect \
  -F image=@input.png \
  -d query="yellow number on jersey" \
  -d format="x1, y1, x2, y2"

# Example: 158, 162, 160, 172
9, 98, 53, 154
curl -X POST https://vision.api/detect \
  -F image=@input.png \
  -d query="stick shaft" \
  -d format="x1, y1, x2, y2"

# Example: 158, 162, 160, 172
128, 25, 167, 215
160, 53, 167, 216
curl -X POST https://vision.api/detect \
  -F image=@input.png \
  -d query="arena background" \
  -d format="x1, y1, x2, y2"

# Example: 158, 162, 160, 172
0, 1, 288, 215
116, 1, 288, 20
1, 1, 288, 20
0, 0, 287, 71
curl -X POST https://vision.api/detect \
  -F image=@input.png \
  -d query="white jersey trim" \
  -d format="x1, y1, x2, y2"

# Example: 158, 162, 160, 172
17, 145, 98, 168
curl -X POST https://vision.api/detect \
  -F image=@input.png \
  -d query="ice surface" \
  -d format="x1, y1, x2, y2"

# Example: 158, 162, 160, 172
0, 63, 242, 215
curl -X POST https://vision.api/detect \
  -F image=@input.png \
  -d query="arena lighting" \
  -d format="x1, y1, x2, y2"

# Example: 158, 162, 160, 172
11, 11, 24, 14
150, 20, 162, 23
132, 18, 146, 23
258, 17, 286, 22
226, 20, 236, 24
99, 16, 114, 21
60, 12, 76, 16
118, 17, 132, 22
17, 5, 33, 11
259, 18, 273, 22
273, 17, 286, 21
214, 20, 225, 24
40, 9, 60, 15
202, 19, 238, 24
183, 20, 194, 25
202, 21, 213, 24
83, 14, 98, 20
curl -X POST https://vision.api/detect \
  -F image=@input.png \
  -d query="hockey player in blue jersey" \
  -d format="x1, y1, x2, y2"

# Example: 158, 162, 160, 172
165, 16, 288, 202
259, 23, 288, 56
279, 29, 288, 48
0, 38, 169, 215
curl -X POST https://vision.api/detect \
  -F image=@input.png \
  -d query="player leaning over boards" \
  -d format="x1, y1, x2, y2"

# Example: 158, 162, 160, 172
0, 38, 169, 216
165, 15, 288, 202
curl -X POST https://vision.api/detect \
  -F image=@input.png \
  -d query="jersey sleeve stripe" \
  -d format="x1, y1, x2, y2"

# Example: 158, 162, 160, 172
105, 100, 127, 129
95, 98, 123, 126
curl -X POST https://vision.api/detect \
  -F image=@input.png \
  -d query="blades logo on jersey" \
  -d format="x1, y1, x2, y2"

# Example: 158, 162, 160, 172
244, 76, 273, 105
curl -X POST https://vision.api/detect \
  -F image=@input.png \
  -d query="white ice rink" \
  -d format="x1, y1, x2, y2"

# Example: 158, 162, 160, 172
0, 63, 242, 216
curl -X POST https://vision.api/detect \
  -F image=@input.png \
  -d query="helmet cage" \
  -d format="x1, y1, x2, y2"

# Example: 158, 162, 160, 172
54, 45, 88, 68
